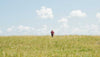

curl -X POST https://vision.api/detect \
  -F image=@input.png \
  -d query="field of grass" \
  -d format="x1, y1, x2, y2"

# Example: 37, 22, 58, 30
0, 35, 100, 57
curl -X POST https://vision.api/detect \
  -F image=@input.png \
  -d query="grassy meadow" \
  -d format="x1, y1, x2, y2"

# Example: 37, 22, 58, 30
0, 35, 100, 57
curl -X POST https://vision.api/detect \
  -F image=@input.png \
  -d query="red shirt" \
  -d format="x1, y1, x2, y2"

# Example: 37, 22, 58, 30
51, 31, 54, 34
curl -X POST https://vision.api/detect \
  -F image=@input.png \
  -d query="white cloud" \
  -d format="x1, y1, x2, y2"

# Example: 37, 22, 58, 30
90, 24, 99, 30
0, 30, 2, 33
61, 23, 69, 28
72, 28, 81, 34
36, 6, 54, 19
3, 24, 100, 35
7, 26, 15, 32
37, 25, 50, 35
71, 24, 100, 35
86, 24, 100, 34
58, 18, 69, 28
58, 18, 68, 23
6, 25, 34, 33
5, 25, 35, 35
69, 10, 87, 18
96, 13, 100, 19
17, 25, 33, 32
56, 18, 69, 35
7, 28, 12, 32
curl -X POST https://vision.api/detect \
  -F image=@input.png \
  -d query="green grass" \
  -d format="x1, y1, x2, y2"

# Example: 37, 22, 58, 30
0, 35, 100, 57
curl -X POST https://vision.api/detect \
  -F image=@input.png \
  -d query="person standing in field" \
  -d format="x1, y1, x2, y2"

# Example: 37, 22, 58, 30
51, 30, 54, 37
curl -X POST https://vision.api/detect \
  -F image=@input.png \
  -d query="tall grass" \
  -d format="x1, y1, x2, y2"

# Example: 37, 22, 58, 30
0, 35, 100, 57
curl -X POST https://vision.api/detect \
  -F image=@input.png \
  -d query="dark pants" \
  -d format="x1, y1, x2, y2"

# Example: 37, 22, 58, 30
51, 34, 54, 37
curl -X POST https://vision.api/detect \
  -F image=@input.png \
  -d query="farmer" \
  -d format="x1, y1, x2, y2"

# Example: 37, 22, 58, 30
51, 30, 54, 37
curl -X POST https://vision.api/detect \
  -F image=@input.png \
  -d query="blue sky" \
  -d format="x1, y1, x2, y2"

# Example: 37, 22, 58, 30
0, 0, 100, 35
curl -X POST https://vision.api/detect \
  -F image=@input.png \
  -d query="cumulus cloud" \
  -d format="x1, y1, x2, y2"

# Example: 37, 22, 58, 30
6, 25, 35, 35
7, 26, 15, 32
7, 28, 12, 32
58, 18, 69, 28
3, 24, 100, 35
58, 18, 68, 23
71, 28, 81, 34
96, 13, 100, 19
0, 30, 2, 33
71, 27, 88, 35
69, 10, 87, 18
86, 24, 100, 34
36, 6, 54, 19
17, 25, 32, 32
6, 25, 35, 33
61, 23, 69, 28
37, 25, 50, 35
71, 24, 100, 35
90, 24, 99, 30
56, 18, 69, 35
